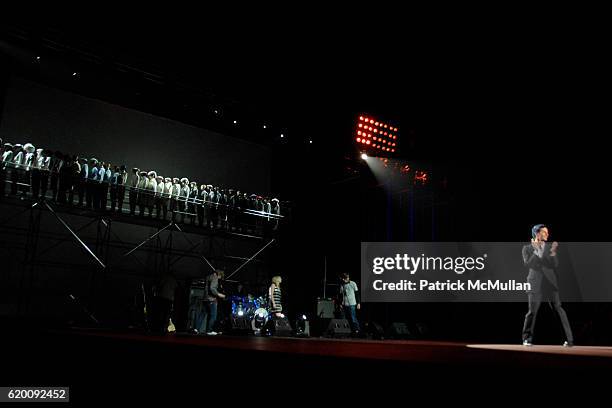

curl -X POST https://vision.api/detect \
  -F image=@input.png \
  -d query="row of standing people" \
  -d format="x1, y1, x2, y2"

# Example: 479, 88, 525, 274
1, 140, 282, 231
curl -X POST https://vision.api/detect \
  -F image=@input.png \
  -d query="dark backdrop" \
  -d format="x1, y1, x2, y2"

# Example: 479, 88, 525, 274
0, 76, 271, 195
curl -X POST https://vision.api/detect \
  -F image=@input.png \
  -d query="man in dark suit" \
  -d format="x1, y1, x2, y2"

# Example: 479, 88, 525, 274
522, 224, 574, 346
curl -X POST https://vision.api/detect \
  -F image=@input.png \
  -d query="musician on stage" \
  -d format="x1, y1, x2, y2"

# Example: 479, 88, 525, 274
200, 270, 226, 335
338, 273, 360, 334
268, 276, 283, 317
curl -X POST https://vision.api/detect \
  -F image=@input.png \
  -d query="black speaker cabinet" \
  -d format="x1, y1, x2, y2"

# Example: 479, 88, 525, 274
387, 322, 413, 339
316, 298, 335, 318
270, 316, 293, 337
365, 321, 385, 340
322, 318, 351, 338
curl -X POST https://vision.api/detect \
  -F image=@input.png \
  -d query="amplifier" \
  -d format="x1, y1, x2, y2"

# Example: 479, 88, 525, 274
270, 316, 292, 337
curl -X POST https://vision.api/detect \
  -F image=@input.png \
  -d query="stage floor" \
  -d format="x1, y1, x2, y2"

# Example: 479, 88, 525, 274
4, 327, 611, 401
57, 328, 612, 368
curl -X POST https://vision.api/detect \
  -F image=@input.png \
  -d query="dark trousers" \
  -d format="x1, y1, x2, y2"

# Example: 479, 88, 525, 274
169, 198, 178, 220
40, 173, 49, 200
197, 205, 205, 226
68, 176, 79, 204
155, 196, 163, 219
117, 185, 126, 213
160, 198, 168, 220
86, 180, 94, 209
109, 185, 118, 211
209, 207, 218, 228
31, 169, 41, 199
50, 172, 59, 201
147, 194, 155, 217
92, 183, 101, 210
522, 291, 573, 343
100, 183, 109, 210
178, 200, 186, 222
343, 305, 360, 332
78, 179, 86, 206
10, 168, 19, 195
57, 174, 70, 204
198, 301, 218, 333
187, 203, 196, 224
129, 189, 138, 215
227, 209, 236, 230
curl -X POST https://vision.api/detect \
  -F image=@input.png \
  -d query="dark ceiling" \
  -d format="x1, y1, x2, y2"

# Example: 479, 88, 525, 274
0, 20, 507, 157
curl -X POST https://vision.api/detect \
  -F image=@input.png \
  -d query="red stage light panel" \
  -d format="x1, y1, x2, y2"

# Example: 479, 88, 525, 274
356, 114, 398, 155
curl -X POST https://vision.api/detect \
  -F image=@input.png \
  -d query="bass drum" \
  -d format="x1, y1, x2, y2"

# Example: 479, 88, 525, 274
251, 307, 269, 332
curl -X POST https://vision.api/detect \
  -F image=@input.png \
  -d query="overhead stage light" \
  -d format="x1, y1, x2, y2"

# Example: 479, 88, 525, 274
355, 114, 399, 156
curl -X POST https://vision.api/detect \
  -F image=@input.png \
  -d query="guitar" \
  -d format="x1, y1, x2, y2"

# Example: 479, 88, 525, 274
167, 318, 176, 333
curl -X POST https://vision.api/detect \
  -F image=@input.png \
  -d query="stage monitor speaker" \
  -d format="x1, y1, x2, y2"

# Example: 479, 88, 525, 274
388, 322, 413, 339
323, 318, 351, 338
364, 321, 385, 340
270, 316, 293, 337
316, 298, 335, 318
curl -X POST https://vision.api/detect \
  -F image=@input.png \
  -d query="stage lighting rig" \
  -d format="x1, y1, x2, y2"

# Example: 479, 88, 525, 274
355, 114, 398, 156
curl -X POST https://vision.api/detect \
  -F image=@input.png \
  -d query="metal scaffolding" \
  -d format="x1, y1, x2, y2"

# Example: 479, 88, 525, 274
0, 195, 281, 320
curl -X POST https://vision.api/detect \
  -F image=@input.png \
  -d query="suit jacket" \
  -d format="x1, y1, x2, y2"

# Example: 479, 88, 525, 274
522, 243, 559, 293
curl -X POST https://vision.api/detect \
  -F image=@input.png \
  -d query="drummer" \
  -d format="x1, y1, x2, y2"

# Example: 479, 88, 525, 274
230, 292, 256, 317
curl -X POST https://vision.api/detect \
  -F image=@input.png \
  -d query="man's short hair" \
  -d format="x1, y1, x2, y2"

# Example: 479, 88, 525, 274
215, 270, 225, 279
532, 224, 547, 238
340, 273, 349, 280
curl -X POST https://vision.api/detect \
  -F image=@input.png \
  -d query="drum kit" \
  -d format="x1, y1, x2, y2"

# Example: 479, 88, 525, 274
230, 295, 269, 331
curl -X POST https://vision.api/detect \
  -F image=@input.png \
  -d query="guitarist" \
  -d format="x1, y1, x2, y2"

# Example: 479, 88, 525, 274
202, 270, 226, 335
